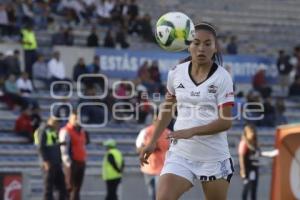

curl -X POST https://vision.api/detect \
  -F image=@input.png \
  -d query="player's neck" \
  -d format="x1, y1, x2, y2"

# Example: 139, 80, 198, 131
191, 61, 213, 75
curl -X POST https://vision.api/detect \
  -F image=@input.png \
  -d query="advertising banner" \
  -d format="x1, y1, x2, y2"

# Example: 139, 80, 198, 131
0, 173, 22, 200
95, 48, 278, 83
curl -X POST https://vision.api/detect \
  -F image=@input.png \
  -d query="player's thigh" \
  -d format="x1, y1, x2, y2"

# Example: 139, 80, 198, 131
157, 173, 193, 200
201, 179, 229, 200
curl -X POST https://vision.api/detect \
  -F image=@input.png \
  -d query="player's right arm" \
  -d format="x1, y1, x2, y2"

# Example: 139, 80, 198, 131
139, 66, 177, 165
139, 94, 176, 165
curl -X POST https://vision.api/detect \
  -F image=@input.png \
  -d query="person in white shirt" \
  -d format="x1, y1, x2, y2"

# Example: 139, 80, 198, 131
140, 22, 235, 200
48, 51, 71, 92
16, 71, 39, 108
16, 72, 33, 97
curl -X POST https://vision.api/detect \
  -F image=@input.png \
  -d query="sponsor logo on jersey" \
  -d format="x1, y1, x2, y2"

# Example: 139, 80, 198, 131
208, 85, 218, 93
225, 92, 234, 98
191, 91, 200, 96
177, 83, 185, 88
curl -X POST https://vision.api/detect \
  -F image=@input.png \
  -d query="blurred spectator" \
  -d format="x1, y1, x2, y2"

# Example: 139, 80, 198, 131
239, 123, 260, 200
115, 82, 127, 98
34, 1, 50, 30
103, 29, 116, 48
102, 139, 125, 200
140, 14, 154, 42
219, 35, 228, 54
138, 61, 150, 82
31, 106, 42, 132
78, 84, 105, 125
73, 57, 88, 82
245, 91, 263, 126
32, 54, 48, 89
4, 74, 28, 108
16, 72, 33, 97
21, 21, 38, 78
86, 55, 104, 91
16, 71, 39, 108
149, 60, 161, 83
59, 110, 89, 200
34, 116, 67, 200
47, 51, 71, 91
96, 0, 114, 25
136, 91, 151, 124
82, 0, 97, 20
294, 45, 300, 76
0, 52, 6, 77
4, 49, 21, 77
252, 67, 272, 98
15, 106, 33, 143
0, 3, 9, 36
86, 26, 99, 47
126, 0, 139, 23
289, 75, 300, 97
261, 97, 276, 127
276, 50, 293, 95
87, 55, 101, 74
21, 0, 34, 23
58, 0, 86, 25
115, 27, 130, 49
233, 91, 246, 123
275, 97, 287, 125
226, 35, 238, 55
53, 98, 71, 126
52, 27, 74, 46
110, 0, 126, 26
136, 112, 170, 200
0, 76, 5, 101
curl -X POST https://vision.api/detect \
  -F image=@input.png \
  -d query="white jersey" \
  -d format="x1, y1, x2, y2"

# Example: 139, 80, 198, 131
167, 61, 234, 162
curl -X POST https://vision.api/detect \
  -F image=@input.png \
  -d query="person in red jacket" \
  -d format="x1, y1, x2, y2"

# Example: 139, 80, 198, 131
59, 110, 89, 200
15, 106, 33, 142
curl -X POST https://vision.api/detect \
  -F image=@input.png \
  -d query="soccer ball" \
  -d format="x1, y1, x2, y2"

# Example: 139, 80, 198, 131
155, 12, 195, 52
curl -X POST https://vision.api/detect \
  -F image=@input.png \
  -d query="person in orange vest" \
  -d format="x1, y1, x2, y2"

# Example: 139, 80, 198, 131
59, 110, 89, 200
136, 113, 170, 200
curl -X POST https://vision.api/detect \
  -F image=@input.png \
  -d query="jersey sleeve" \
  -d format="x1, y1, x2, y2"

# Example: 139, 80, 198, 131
136, 128, 147, 148
217, 73, 234, 107
166, 69, 176, 96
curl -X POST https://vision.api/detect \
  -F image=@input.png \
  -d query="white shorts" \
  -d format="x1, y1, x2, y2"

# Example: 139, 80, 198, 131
160, 151, 234, 185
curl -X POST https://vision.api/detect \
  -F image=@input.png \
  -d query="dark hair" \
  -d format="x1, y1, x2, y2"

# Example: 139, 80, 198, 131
194, 22, 223, 65
243, 123, 257, 147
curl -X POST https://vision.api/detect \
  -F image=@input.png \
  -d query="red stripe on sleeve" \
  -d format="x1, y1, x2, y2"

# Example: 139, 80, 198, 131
218, 102, 234, 108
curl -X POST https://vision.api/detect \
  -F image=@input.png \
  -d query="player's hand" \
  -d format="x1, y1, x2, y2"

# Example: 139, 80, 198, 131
167, 129, 194, 140
240, 169, 246, 178
42, 161, 50, 171
139, 142, 156, 166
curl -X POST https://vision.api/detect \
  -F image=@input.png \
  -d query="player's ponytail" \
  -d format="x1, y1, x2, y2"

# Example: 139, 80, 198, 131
195, 22, 223, 66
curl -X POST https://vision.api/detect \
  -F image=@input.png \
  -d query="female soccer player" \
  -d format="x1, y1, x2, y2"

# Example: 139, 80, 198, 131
140, 22, 235, 200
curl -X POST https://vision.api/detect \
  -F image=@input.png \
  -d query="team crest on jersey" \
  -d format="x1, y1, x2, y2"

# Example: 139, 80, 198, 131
208, 85, 218, 93
191, 91, 200, 96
